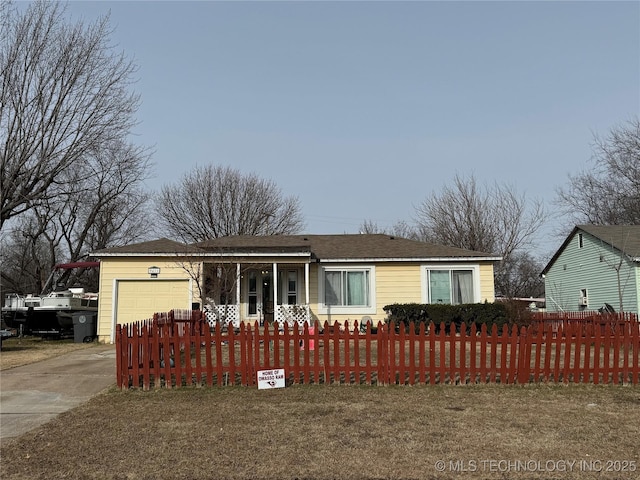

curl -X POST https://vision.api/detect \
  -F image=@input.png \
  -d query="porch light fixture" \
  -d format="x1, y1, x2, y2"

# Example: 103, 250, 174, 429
148, 266, 161, 278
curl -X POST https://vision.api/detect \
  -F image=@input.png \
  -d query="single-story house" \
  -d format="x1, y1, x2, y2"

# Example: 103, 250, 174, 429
541, 225, 640, 314
92, 234, 501, 343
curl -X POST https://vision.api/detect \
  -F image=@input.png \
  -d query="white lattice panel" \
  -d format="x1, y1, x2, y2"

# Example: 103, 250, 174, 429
204, 304, 240, 328
275, 304, 310, 327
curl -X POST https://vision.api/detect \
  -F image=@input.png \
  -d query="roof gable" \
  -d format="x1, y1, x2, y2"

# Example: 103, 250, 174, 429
541, 225, 640, 275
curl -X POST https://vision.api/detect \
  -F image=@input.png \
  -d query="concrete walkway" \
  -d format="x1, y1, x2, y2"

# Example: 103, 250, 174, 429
0, 344, 116, 444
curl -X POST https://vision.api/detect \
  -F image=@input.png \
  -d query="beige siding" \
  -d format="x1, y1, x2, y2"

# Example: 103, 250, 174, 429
375, 263, 423, 311
479, 262, 496, 303
98, 256, 497, 338
307, 261, 495, 326
97, 258, 198, 342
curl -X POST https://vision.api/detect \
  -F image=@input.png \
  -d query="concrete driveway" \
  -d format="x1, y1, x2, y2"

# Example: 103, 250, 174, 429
0, 344, 116, 444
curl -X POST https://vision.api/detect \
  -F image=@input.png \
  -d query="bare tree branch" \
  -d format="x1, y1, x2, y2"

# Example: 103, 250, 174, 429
156, 165, 305, 242
359, 219, 420, 240
555, 118, 640, 225
1, 0, 141, 228
414, 173, 546, 297
1, 139, 153, 294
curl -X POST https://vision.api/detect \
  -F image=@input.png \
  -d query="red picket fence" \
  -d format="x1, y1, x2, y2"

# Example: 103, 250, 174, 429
530, 311, 638, 337
116, 310, 640, 389
116, 311, 640, 389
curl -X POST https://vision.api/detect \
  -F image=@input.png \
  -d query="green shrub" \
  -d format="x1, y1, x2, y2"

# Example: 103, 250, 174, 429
383, 302, 513, 333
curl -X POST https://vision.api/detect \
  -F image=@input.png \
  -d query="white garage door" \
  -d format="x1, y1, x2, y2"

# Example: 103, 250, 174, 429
116, 279, 191, 325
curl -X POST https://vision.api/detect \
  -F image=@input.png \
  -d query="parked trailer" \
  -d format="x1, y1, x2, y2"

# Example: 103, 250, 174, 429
1, 262, 99, 337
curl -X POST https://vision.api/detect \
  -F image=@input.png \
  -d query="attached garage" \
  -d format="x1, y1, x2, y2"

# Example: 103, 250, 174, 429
115, 279, 191, 325
92, 238, 202, 343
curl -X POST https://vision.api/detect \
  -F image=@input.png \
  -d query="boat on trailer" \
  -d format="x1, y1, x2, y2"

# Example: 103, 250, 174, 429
1, 262, 99, 337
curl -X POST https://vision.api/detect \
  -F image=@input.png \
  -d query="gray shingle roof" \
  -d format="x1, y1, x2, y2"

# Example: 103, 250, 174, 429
195, 234, 499, 261
93, 238, 202, 256
577, 225, 640, 259
541, 225, 640, 275
93, 234, 500, 261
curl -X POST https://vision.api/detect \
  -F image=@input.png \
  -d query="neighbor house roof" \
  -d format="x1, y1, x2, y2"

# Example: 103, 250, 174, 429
541, 225, 640, 275
194, 234, 501, 262
578, 225, 640, 259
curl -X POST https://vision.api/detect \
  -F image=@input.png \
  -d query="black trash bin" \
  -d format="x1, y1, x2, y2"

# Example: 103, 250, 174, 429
72, 312, 97, 343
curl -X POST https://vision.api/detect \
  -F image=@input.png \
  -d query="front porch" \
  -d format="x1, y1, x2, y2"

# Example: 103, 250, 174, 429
201, 261, 312, 327
204, 302, 311, 327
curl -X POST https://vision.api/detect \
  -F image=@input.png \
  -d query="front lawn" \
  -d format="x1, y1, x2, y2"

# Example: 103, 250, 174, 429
0, 336, 94, 371
1, 384, 639, 479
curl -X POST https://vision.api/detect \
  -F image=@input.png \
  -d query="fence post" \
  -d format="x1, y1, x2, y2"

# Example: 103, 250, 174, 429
245, 323, 254, 386
352, 321, 361, 385
429, 322, 436, 385
632, 320, 640, 385
323, 322, 331, 385
377, 322, 386, 386
333, 322, 341, 384
478, 323, 487, 384
459, 323, 466, 385
364, 321, 373, 385
438, 322, 447, 384
313, 321, 321, 384
517, 326, 531, 384
238, 323, 247, 386
398, 321, 405, 385
214, 322, 224, 386
131, 322, 140, 389
417, 322, 426, 385
115, 324, 123, 389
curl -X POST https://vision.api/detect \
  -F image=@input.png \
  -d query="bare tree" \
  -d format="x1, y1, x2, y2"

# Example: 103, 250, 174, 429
555, 118, 640, 225
156, 165, 305, 242
359, 219, 420, 239
415, 173, 546, 298
495, 251, 545, 299
50, 140, 153, 259
0, 219, 55, 294
1, 140, 152, 294
0, 1, 141, 229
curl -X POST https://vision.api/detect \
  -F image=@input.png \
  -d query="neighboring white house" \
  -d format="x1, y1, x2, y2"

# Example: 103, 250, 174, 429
541, 225, 640, 314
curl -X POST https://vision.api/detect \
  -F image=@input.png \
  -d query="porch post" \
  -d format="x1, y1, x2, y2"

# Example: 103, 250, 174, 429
272, 262, 278, 309
236, 263, 241, 306
305, 262, 310, 305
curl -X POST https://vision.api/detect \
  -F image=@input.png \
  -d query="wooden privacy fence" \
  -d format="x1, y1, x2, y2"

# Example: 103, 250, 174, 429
116, 311, 640, 389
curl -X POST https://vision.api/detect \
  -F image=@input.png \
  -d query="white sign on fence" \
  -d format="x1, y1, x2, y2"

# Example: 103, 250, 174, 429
257, 368, 285, 390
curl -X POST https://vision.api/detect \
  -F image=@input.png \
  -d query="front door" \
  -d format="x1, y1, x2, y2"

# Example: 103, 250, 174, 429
262, 272, 273, 324
247, 270, 273, 324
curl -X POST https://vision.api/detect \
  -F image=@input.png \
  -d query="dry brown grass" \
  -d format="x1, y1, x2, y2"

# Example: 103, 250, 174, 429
0, 337, 94, 371
1, 384, 639, 480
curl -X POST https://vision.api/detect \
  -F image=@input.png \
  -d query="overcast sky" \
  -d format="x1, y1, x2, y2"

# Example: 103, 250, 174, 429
64, 0, 639, 258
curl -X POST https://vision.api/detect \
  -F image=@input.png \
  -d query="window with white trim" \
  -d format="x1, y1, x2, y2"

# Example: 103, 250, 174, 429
423, 266, 479, 305
319, 266, 376, 314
